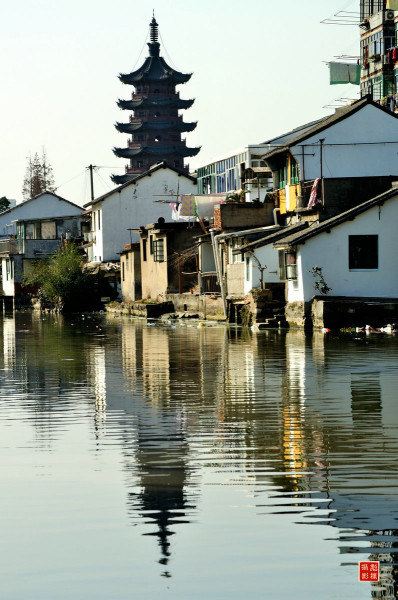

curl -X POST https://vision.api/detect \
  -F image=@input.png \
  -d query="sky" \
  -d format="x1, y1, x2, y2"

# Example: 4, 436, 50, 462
0, 0, 360, 205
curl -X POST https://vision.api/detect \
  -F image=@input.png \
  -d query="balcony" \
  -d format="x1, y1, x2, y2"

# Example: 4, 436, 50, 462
83, 231, 96, 244
19, 238, 61, 259
0, 239, 20, 255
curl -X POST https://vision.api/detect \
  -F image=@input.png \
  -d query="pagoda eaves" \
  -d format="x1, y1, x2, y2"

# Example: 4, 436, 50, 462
112, 15, 200, 183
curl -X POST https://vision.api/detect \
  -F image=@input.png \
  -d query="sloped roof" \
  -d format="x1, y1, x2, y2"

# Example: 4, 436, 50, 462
234, 222, 309, 254
263, 97, 398, 161
0, 191, 83, 217
84, 162, 197, 208
274, 187, 398, 248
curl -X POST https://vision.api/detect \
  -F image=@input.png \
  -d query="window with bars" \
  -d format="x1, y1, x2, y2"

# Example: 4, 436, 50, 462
154, 239, 165, 262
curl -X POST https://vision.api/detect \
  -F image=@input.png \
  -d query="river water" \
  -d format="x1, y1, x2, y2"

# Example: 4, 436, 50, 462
1, 313, 398, 599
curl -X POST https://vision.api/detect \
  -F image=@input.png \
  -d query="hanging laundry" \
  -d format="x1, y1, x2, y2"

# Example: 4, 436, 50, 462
386, 0, 398, 9
307, 179, 321, 209
329, 62, 360, 85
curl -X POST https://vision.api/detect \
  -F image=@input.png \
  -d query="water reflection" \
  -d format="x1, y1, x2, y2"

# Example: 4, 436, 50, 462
2, 314, 398, 597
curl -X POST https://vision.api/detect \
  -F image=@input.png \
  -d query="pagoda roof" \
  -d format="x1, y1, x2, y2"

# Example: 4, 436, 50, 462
119, 55, 191, 85
113, 144, 201, 159
115, 120, 197, 134
117, 97, 195, 110
119, 16, 192, 85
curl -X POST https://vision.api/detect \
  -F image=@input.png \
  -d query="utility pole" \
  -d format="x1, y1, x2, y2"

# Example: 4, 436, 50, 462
87, 165, 97, 202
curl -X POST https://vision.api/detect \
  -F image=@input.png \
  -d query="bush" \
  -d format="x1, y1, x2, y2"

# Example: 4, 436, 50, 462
24, 243, 94, 311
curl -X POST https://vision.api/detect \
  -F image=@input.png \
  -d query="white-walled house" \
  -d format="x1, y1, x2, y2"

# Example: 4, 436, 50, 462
227, 223, 308, 298
274, 187, 398, 327
263, 97, 398, 220
84, 162, 196, 262
0, 192, 84, 237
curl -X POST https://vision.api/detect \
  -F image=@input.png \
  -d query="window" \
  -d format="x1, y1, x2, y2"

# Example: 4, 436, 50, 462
290, 160, 300, 185
278, 165, 288, 189
41, 221, 56, 240
92, 212, 96, 231
278, 250, 297, 280
142, 238, 147, 261
121, 260, 125, 282
154, 239, 165, 262
5, 258, 13, 281
349, 235, 378, 269
25, 222, 42, 239
97, 210, 101, 230
149, 235, 154, 254
245, 256, 251, 281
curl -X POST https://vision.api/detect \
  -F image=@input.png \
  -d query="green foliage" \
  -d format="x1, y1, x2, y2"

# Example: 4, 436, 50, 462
24, 243, 92, 310
0, 197, 11, 213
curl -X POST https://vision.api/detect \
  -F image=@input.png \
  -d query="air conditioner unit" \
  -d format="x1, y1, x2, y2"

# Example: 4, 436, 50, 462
385, 10, 395, 21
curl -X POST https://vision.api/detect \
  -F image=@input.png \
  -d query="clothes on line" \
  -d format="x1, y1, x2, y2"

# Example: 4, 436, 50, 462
329, 62, 360, 86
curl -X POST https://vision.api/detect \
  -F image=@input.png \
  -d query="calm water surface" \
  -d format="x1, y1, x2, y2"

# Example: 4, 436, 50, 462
1, 313, 398, 599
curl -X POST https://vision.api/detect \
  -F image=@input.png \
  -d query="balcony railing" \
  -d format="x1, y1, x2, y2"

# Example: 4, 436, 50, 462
83, 231, 96, 244
0, 239, 20, 255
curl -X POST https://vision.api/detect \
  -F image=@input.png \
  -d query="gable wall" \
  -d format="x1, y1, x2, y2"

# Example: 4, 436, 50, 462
291, 105, 398, 180
92, 169, 196, 262
0, 194, 83, 237
287, 198, 398, 302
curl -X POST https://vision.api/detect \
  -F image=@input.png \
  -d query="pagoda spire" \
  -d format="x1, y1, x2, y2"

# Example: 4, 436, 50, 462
150, 13, 158, 43
112, 15, 200, 185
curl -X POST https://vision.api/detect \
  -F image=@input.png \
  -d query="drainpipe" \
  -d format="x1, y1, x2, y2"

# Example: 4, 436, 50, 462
319, 138, 325, 205
273, 208, 281, 226
210, 224, 280, 319
210, 228, 227, 318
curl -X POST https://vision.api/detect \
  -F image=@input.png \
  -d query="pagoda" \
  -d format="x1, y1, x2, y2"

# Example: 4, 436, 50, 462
112, 15, 200, 184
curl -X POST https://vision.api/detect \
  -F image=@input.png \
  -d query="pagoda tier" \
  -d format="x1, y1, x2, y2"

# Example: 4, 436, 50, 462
115, 120, 197, 134
112, 15, 200, 183
117, 97, 195, 111
113, 144, 200, 159
119, 57, 192, 85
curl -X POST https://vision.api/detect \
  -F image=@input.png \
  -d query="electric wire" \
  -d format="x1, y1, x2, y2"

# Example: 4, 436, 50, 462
53, 169, 86, 192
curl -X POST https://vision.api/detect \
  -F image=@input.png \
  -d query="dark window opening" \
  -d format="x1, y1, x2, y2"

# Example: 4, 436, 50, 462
349, 235, 378, 269
150, 235, 154, 255
142, 238, 147, 261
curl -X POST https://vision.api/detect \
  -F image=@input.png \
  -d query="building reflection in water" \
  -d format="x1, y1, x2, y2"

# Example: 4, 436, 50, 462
6, 311, 398, 595
100, 322, 195, 577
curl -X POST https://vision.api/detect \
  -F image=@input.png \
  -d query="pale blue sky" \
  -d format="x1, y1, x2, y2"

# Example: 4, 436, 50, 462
0, 0, 359, 203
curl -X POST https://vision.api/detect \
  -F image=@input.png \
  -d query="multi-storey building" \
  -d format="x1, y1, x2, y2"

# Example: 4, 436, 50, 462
360, 0, 398, 106
112, 16, 200, 184
196, 145, 272, 202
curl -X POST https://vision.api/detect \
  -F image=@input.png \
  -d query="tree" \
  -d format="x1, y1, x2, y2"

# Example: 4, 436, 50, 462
0, 197, 11, 213
22, 149, 56, 200
24, 243, 94, 311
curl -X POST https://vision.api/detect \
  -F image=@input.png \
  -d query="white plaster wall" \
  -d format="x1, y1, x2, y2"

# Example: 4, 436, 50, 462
90, 169, 196, 262
287, 198, 398, 303
291, 105, 398, 180
1, 259, 14, 296
252, 246, 283, 287
0, 193, 83, 237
